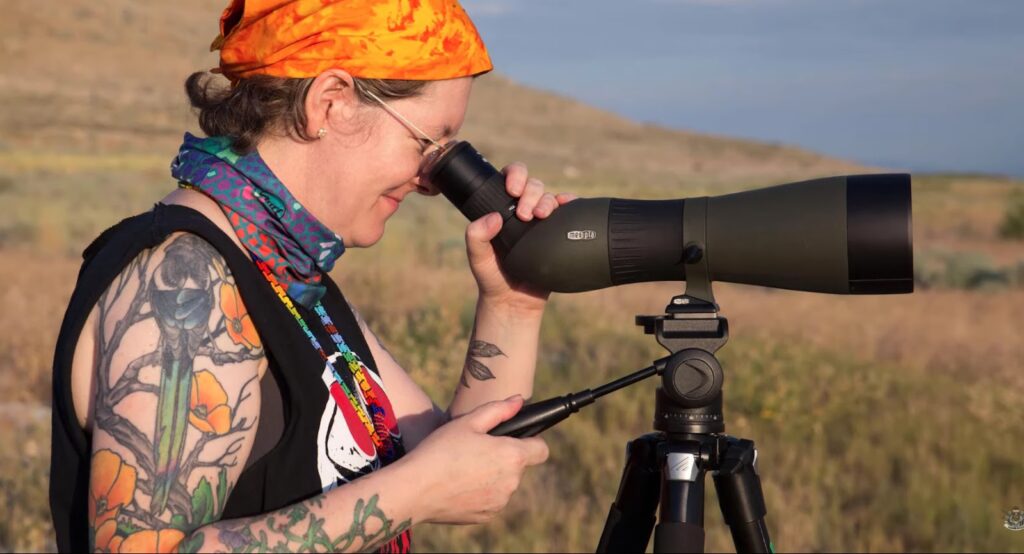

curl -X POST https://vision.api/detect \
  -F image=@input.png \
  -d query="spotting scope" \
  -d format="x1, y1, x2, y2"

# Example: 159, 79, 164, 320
428, 141, 913, 295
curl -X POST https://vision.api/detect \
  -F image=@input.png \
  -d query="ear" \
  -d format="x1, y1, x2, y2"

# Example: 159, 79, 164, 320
304, 69, 362, 138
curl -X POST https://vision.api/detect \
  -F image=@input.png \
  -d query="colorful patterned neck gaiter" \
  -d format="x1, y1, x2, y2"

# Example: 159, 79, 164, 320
171, 133, 345, 309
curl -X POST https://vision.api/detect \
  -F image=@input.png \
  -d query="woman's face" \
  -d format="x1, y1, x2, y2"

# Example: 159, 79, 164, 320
312, 77, 473, 248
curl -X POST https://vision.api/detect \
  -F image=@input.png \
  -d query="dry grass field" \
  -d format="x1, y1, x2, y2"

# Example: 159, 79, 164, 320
2, 0, 1023, 552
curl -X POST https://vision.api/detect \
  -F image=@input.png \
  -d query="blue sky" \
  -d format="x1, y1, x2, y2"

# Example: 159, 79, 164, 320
462, 0, 1024, 176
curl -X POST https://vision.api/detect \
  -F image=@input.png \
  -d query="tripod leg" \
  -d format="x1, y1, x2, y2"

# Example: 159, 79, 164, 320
712, 438, 773, 553
653, 447, 707, 553
597, 434, 661, 553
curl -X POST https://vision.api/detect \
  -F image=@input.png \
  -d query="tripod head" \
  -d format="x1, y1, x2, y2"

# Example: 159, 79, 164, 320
638, 236, 730, 436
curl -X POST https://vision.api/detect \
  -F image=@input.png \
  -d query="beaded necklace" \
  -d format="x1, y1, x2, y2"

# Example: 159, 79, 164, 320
252, 256, 396, 461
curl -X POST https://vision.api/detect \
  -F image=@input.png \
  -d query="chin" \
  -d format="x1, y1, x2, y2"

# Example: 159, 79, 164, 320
346, 223, 388, 249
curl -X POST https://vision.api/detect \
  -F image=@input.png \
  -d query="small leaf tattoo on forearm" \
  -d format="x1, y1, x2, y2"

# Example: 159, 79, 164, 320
460, 340, 506, 388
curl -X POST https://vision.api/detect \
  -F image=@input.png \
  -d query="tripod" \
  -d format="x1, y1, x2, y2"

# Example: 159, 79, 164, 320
595, 296, 772, 553
489, 237, 774, 552
489, 294, 773, 553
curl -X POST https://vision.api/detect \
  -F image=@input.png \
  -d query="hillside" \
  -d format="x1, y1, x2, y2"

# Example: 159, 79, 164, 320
0, 0, 862, 191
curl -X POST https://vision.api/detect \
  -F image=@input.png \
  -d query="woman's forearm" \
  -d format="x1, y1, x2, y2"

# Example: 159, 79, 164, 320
182, 458, 423, 553
447, 296, 545, 418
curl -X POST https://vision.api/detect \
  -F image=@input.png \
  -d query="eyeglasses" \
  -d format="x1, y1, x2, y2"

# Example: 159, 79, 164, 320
361, 88, 451, 183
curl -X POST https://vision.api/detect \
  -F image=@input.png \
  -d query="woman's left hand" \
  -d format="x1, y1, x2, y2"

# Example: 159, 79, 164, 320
465, 162, 577, 315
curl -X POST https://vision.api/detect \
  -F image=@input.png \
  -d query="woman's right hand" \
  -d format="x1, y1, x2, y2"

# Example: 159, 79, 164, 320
401, 396, 549, 525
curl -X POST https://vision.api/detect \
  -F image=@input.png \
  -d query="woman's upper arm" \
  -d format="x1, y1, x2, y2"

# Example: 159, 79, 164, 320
347, 302, 448, 452
87, 233, 265, 552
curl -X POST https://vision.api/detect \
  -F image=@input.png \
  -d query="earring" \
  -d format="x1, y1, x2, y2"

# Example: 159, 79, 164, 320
317, 128, 327, 139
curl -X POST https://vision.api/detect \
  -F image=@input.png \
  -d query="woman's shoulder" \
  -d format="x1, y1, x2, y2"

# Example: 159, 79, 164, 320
157, 188, 248, 252
68, 199, 266, 352
58, 199, 270, 433
79, 191, 242, 271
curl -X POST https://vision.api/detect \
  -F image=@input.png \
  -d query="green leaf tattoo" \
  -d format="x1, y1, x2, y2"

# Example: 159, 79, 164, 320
191, 477, 216, 526
216, 467, 229, 514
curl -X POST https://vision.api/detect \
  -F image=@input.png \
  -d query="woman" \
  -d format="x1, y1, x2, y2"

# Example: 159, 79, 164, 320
49, 1, 576, 552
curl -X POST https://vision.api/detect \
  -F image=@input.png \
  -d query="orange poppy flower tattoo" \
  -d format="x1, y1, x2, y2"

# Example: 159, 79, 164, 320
89, 449, 137, 526
118, 528, 185, 553
93, 518, 120, 553
220, 282, 261, 350
189, 370, 233, 435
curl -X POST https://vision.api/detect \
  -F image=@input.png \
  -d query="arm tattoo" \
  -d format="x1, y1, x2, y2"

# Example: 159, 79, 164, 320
185, 494, 411, 553
90, 235, 263, 551
91, 238, 411, 553
460, 340, 506, 388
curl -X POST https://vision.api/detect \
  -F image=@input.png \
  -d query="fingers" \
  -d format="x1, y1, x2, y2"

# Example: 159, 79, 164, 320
502, 162, 577, 221
501, 162, 528, 196
501, 162, 541, 221
464, 212, 503, 266
464, 395, 524, 434
518, 436, 550, 466
515, 178, 545, 221
532, 193, 559, 219
527, 189, 576, 219
466, 212, 502, 244
555, 192, 578, 205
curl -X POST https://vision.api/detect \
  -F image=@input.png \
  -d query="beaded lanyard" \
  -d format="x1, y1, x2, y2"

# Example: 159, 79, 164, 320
251, 256, 396, 461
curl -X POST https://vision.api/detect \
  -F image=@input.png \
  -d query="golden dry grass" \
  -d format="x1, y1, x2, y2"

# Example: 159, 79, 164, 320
1, 156, 1023, 553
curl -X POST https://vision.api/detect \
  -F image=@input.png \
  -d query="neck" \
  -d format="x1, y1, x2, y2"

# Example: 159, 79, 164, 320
256, 134, 346, 243
256, 135, 318, 209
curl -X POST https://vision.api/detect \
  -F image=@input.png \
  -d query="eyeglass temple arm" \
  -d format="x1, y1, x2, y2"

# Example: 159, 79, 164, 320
361, 88, 446, 150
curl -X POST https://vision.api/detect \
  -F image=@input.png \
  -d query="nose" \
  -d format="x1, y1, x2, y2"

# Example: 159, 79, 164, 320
413, 175, 441, 197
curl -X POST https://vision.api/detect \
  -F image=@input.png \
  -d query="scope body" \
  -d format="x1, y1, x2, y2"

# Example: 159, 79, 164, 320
429, 141, 914, 295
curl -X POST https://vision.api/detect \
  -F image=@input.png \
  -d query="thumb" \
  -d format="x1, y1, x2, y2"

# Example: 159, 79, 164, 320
465, 395, 524, 433
465, 212, 502, 259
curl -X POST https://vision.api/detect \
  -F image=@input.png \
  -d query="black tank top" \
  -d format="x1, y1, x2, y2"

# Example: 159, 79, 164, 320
49, 203, 410, 552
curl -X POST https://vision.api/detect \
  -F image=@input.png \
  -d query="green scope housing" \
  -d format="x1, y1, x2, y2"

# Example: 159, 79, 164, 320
429, 141, 913, 295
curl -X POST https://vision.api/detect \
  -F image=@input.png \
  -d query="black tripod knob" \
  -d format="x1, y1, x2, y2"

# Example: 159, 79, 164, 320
662, 349, 723, 407
655, 349, 725, 435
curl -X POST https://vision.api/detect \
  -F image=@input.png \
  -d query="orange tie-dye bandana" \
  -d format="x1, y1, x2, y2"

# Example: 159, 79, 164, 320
212, 0, 493, 82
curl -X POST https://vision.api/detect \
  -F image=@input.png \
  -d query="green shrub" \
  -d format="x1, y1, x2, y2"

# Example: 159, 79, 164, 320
998, 195, 1024, 240
914, 249, 1021, 290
